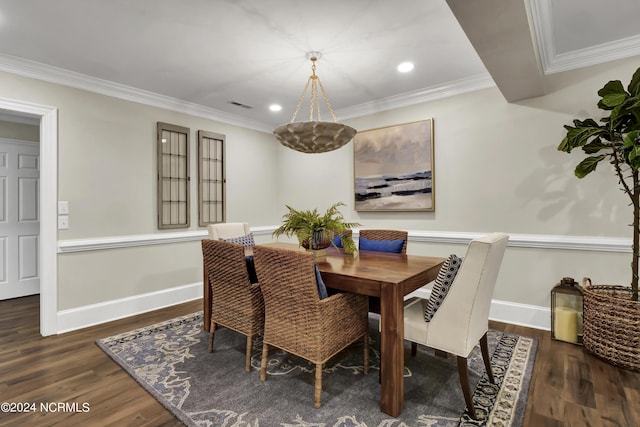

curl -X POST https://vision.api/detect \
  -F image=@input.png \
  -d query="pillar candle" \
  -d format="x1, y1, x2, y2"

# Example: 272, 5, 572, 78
554, 306, 578, 343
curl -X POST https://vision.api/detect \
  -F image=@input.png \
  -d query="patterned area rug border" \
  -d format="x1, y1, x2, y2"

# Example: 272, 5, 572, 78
96, 312, 537, 426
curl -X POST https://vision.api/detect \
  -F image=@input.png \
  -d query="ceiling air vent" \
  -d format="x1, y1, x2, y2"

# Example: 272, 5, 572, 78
227, 101, 253, 109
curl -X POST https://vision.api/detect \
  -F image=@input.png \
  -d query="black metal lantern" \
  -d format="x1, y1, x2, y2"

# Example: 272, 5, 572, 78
551, 277, 584, 344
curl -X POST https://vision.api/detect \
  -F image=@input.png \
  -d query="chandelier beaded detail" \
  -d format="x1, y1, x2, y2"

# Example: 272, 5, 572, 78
272, 52, 357, 154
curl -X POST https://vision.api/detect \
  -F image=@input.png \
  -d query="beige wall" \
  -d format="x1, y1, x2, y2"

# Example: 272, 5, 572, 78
0, 55, 637, 319
277, 57, 637, 307
0, 70, 281, 310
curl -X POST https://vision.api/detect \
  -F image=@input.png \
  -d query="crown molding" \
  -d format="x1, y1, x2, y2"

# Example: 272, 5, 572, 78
0, 52, 495, 132
0, 53, 273, 133
529, 0, 640, 75
544, 35, 640, 75
337, 73, 496, 120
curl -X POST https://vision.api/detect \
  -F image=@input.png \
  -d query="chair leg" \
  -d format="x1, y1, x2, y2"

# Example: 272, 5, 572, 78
260, 343, 269, 381
208, 322, 217, 353
314, 363, 323, 408
363, 334, 369, 374
457, 356, 477, 420
480, 332, 495, 384
411, 342, 417, 356
245, 335, 253, 373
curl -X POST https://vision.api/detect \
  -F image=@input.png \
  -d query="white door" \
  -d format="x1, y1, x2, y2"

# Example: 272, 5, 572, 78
0, 138, 39, 300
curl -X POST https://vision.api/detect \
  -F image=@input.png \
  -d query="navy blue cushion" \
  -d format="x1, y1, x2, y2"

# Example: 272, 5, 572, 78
332, 235, 343, 248
314, 264, 328, 300
358, 236, 404, 254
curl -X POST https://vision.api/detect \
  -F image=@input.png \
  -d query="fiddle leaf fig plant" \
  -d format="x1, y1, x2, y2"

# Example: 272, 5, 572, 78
273, 202, 360, 254
558, 66, 640, 300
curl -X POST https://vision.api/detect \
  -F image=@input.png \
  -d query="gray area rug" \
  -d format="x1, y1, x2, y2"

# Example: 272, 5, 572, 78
96, 312, 537, 426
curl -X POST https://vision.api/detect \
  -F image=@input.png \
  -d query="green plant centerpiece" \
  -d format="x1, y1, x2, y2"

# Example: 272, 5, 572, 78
558, 66, 640, 371
273, 202, 360, 255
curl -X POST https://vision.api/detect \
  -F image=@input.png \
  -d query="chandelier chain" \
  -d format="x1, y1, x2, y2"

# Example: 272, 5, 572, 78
290, 76, 312, 123
317, 78, 338, 122
289, 56, 338, 123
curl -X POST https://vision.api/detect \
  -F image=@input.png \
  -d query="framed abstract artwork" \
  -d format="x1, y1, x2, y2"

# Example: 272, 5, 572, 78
353, 119, 434, 211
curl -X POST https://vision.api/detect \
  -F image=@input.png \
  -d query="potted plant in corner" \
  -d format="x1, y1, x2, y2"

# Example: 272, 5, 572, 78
558, 66, 640, 371
272, 202, 360, 257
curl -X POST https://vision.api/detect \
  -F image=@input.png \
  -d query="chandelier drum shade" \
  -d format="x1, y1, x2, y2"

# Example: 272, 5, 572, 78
273, 52, 357, 154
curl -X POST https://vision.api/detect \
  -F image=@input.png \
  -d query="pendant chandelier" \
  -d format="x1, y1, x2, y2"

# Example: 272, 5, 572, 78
273, 52, 357, 154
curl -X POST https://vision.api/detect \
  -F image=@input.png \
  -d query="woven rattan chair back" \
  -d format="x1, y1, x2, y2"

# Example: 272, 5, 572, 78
359, 229, 408, 254
252, 245, 370, 408
202, 239, 264, 372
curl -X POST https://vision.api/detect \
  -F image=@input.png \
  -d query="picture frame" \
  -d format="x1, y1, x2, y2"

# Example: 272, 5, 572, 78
353, 118, 434, 212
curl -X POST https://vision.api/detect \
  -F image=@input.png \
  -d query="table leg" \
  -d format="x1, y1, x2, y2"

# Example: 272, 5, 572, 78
203, 267, 210, 332
379, 282, 404, 417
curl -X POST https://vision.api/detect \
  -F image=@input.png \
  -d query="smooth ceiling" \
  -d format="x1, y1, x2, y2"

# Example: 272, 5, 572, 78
0, 0, 638, 129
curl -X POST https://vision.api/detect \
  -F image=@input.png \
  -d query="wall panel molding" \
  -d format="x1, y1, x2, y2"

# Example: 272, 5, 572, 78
0, 53, 271, 133
58, 227, 631, 254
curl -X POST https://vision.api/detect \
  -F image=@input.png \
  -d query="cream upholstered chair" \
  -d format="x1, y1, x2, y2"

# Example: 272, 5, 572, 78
403, 232, 508, 420
202, 239, 264, 372
252, 245, 369, 409
208, 222, 250, 240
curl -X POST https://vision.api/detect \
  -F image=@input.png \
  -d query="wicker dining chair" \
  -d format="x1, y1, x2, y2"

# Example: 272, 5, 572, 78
202, 239, 264, 372
359, 229, 408, 254
252, 245, 369, 408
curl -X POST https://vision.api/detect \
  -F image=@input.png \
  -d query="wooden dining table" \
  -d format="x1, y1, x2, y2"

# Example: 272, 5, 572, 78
202, 242, 445, 418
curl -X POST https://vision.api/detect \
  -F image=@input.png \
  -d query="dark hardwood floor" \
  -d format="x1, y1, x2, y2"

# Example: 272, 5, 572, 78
1, 295, 638, 426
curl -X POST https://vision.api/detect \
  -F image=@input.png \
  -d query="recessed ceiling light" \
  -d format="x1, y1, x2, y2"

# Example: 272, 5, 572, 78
397, 61, 414, 73
269, 104, 282, 112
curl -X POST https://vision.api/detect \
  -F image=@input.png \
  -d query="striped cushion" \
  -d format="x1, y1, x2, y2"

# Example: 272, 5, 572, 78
424, 254, 463, 322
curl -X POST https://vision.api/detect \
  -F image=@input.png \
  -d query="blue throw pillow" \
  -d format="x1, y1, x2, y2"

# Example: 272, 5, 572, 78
359, 236, 404, 254
314, 264, 328, 300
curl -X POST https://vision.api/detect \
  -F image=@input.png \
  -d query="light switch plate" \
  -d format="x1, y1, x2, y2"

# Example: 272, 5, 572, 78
58, 201, 69, 215
58, 215, 69, 229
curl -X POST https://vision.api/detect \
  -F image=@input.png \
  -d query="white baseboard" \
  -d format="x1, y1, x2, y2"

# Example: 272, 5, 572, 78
490, 299, 550, 330
56, 282, 202, 334
56, 281, 550, 334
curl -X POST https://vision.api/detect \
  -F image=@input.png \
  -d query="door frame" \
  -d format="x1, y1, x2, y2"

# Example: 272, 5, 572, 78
0, 97, 57, 336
